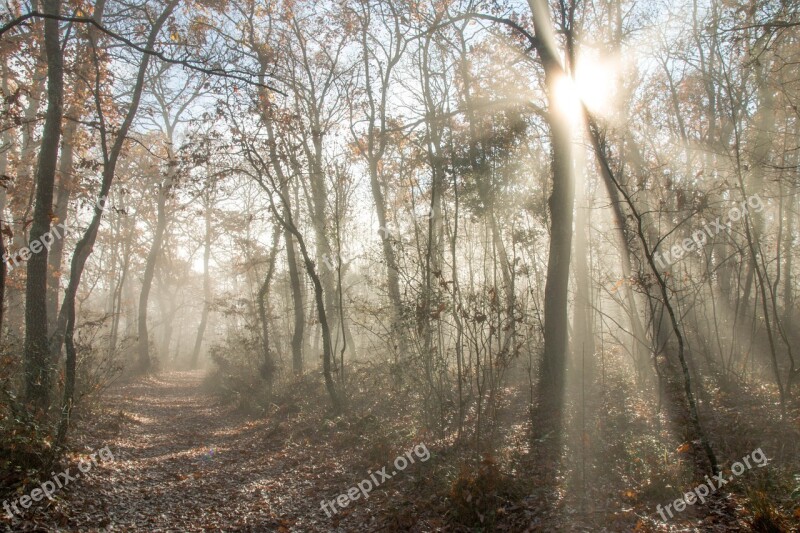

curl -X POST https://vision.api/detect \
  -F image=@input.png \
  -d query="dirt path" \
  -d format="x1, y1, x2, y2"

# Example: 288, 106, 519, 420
4, 369, 767, 532
9, 371, 365, 532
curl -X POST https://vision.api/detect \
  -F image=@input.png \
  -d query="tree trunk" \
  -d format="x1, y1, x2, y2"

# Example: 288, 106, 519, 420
598, 132, 650, 377
158, 281, 176, 362
138, 170, 172, 372
6, 60, 46, 337
46, 11, 98, 339
572, 153, 595, 368
539, 110, 573, 398
252, 84, 339, 410
307, 127, 342, 359
419, 31, 445, 397
268, 190, 341, 412
285, 225, 305, 375
258, 227, 281, 391
191, 195, 213, 368
537, 59, 574, 411
23, 0, 64, 413
108, 195, 132, 357
355, 8, 407, 359
587, 117, 719, 475
369, 160, 406, 356
46, 118, 77, 337
0, 66, 10, 338
0, 216, 5, 338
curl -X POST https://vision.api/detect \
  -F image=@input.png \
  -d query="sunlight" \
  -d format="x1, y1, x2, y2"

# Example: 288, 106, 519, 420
553, 53, 618, 122
574, 54, 618, 116
4, 0, 794, 529
553, 73, 584, 124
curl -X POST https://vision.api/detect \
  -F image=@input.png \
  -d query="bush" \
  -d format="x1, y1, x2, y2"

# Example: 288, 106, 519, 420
0, 393, 54, 498
747, 490, 788, 532
449, 454, 504, 527
204, 331, 269, 414
0, 314, 122, 499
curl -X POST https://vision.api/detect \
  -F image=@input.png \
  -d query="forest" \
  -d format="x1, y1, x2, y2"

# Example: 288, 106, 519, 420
0, 0, 799, 531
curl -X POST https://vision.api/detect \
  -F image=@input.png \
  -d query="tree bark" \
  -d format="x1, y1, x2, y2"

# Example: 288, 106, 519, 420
46, 5, 101, 338
23, 0, 63, 413
283, 187, 305, 375
528, 0, 574, 405
0, 63, 10, 339
46, 118, 76, 337
6, 59, 46, 337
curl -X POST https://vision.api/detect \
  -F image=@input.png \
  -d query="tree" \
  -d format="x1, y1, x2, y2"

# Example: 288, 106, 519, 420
348, 0, 408, 359
55, 0, 180, 442
528, 0, 575, 421
23, 0, 63, 413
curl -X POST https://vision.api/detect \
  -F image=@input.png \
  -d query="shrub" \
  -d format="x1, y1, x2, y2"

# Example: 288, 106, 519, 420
449, 454, 503, 527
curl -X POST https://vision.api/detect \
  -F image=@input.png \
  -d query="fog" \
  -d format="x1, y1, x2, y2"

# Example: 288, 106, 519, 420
1, 0, 798, 530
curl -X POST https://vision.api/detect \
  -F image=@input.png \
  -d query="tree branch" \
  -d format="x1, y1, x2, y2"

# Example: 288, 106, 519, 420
423, 12, 540, 52
0, 11, 286, 95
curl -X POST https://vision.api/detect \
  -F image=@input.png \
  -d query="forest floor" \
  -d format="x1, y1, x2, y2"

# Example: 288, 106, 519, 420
2, 369, 798, 532
2, 370, 447, 532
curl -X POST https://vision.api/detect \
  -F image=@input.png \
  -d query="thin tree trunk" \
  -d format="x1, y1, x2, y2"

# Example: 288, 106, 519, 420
587, 118, 719, 475
158, 282, 176, 362
572, 159, 595, 368
355, 6, 407, 359
46, 22, 95, 338
138, 169, 172, 372
108, 196, 132, 357
0, 65, 10, 338
267, 193, 341, 412
0, 220, 5, 338
258, 227, 281, 391
782, 181, 795, 326
249, 83, 340, 412
47, 119, 75, 337
419, 30, 445, 397
191, 194, 213, 368
598, 132, 650, 377
282, 184, 305, 376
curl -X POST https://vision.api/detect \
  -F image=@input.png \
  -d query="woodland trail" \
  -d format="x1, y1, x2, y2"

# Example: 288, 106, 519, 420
5, 370, 771, 532
11, 371, 395, 533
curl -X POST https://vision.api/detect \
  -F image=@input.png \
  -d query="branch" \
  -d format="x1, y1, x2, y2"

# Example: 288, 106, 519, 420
423, 12, 540, 52
390, 96, 547, 133
0, 11, 285, 95
721, 19, 800, 32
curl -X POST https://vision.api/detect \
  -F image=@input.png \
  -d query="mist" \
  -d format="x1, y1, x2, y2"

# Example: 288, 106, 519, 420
1, 0, 799, 531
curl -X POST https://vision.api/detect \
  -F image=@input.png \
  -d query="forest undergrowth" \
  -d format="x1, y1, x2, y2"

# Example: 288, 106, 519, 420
3, 347, 797, 532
